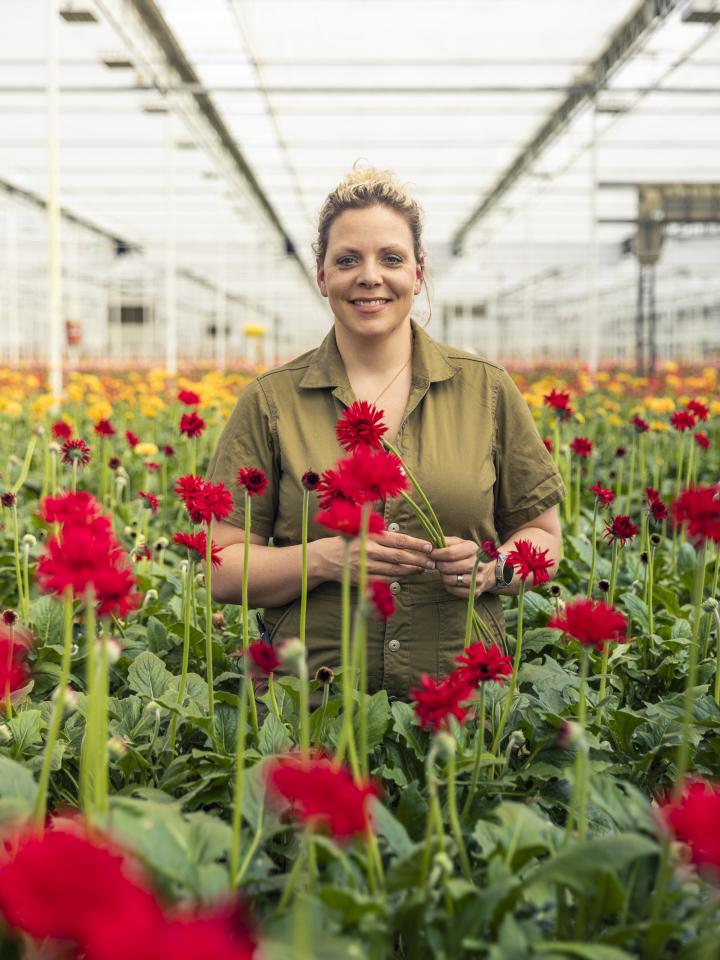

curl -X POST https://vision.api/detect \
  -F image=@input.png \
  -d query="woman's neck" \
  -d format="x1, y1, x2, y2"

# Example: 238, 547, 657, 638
334, 319, 413, 381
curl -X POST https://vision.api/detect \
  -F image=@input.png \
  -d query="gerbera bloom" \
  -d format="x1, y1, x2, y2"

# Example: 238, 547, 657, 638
127, 904, 257, 960
542, 437, 553, 454
543, 388, 573, 420
236, 467, 268, 497
138, 491, 159, 513
570, 436, 592, 458
615, 446, 627, 459
672, 485, 720, 549
315, 500, 385, 538
40, 491, 101, 526
267, 754, 379, 839
316, 466, 359, 509
51, 420, 72, 440
480, 538, 500, 560
0, 622, 31, 700
631, 415, 649, 433
1, 493, 15, 508
694, 432, 710, 451
506, 538, 554, 586
175, 477, 234, 525
660, 779, 720, 873
247, 641, 281, 675
590, 482, 615, 508
173, 474, 204, 503
93, 419, 116, 437
61, 438, 91, 466
301, 470, 320, 491
645, 486, 661, 504
410, 671, 473, 731
108, 456, 122, 471
178, 389, 201, 406
648, 497, 668, 523
336, 446, 408, 504
368, 581, 395, 620
687, 399, 709, 422
125, 430, 140, 449
548, 598, 628, 653
455, 642, 512, 686
144, 461, 160, 473
603, 515, 639, 547
91, 565, 141, 619
670, 410, 696, 432
336, 400, 388, 452
179, 412, 206, 439
172, 531, 222, 567
162, 445, 176, 458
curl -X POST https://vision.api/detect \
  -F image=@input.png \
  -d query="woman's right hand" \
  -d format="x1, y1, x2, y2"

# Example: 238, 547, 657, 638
311, 531, 436, 585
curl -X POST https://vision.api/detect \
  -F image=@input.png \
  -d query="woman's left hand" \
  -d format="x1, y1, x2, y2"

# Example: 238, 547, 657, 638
430, 537, 495, 598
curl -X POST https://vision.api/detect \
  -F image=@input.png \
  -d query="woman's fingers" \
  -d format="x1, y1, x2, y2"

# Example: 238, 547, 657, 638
429, 539, 477, 563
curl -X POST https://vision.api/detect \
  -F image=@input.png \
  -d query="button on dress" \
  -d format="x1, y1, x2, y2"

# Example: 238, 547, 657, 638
205, 319, 566, 699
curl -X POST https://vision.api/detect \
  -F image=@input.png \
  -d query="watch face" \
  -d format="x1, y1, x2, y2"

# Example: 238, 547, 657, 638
502, 561, 514, 584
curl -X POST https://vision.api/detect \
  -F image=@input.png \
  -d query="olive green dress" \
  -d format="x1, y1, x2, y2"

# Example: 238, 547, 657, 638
205, 319, 566, 699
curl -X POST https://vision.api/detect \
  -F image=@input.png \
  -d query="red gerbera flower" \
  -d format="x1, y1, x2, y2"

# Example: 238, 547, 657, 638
542, 437, 553, 454
670, 410, 696, 432
570, 436, 592, 459
336, 400, 388, 452
178, 389, 201, 406
51, 420, 72, 440
247, 641, 281, 675
173, 474, 204, 503
480, 538, 500, 560
543, 388, 573, 420
603, 515, 639, 547
316, 465, 359, 509
660, 779, 720, 874
125, 430, 140, 449
39, 491, 101, 525
138, 491, 159, 513
267, 754, 379, 839
548, 598, 628, 653
93, 419, 116, 437
1, 493, 16, 508
179, 412, 206, 439
162, 445, 176, 458
172, 531, 222, 567
631, 415, 649, 433
455, 641, 512, 686
410, 671, 473, 732
37, 521, 113, 597
301, 470, 320, 491
125, 904, 257, 960
694, 432, 710, 451
0, 622, 32, 700
687, 400, 709, 422
92, 565, 141, 618
336, 446, 409, 504
368, 581, 395, 620
315, 500, 385, 538
506, 538, 554, 586
108, 457, 122, 471
649, 497, 668, 523
145, 461, 160, 473
61, 438, 91, 466
672, 485, 720, 549
590, 482, 615, 508
236, 467, 268, 497
175, 476, 234, 525
645, 486, 661, 504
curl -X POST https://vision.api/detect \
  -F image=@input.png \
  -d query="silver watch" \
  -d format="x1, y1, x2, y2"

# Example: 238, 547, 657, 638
495, 551, 514, 588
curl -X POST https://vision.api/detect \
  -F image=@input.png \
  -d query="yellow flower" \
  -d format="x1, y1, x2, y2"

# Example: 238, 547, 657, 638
645, 396, 674, 413
574, 411, 586, 425
134, 442, 158, 457
30, 394, 62, 419
86, 400, 113, 422
711, 401, 720, 416
650, 420, 670, 432
607, 414, 623, 427
0, 400, 22, 417
523, 392, 544, 409
140, 396, 166, 418
65, 384, 85, 403
663, 360, 679, 373
607, 383, 623, 395
595, 371, 610, 383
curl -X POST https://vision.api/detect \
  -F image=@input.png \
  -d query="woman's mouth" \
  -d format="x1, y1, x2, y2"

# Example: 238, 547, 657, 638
349, 298, 391, 313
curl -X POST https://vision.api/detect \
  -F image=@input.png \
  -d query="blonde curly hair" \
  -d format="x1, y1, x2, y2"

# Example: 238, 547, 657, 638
313, 162, 431, 323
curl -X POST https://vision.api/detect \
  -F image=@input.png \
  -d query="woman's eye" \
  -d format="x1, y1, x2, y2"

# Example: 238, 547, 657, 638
337, 255, 402, 265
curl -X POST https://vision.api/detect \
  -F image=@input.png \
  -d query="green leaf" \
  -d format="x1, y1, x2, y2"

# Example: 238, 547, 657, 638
620, 594, 649, 634
0, 754, 38, 821
146, 616, 169, 654
371, 799, 413, 857
391, 700, 425, 759
483, 802, 562, 868
9, 710, 43, 756
535, 944, 634, 960
30, 595, 64, 647
258, 713, 292, 756
355, 689, 390, 750
527, 833, 658, 894
127, 652, 173, 699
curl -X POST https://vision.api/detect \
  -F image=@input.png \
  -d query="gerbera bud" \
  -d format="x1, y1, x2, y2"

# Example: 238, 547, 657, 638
598, 579, 610, 593
639, 551, 649, 564
179, 560, 189, 574
53, 685, 80, 712
278, 637, 304, 669
508, 729, 526, 751
154, 537, 169, 550
144, 700, 162, 717
556, 720, 583, 748
115, 476, 127, 491
549, 584, 561, 597
301, 470, 320, 491
143, 589, 159, 605
99, 637, 122, 664
107, 735, 128, 758
212, 611, 225, 630
22, 534, 36, 548
1, 493, 16, 508
2, 610, 18, 626
702, 598, 719, 613
650, 533, 662, 546
195, 573, 205, 588
48, 442, 61, 454
434, 731, 456, 758
432, 851, 454, 877
315, 666, 335, 685
108, 456, 122, 471
0, 724, 10, 742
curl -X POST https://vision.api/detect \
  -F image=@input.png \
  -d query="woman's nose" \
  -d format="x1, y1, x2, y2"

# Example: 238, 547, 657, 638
356, 262, 383, 286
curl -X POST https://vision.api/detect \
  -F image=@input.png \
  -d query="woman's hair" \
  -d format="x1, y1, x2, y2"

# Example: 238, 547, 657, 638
312, 162, 432, 325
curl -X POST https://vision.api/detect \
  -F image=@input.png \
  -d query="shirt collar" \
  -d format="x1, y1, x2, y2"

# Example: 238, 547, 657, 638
298, 318, 458, 391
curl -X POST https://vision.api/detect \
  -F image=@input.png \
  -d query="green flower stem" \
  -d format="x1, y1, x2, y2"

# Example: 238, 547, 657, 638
446, 747, 472, 881
383, 439, 444, 544
80, 594, 97, 816
334, 540, 360, 777
8, 503, 25, 622
461, 685, 486, 819
710, 542, 720, 599
420, 743, 447, 884
463, 555, 482, 650
10, 433, 37, 497
471, 610, 495, 648
624, 440, 637, 516
21, 540, 31, 624
685, 437, 696, 488
299, 488, 309, 647
366, 828, 385, 892
644, 834, 673, 959
242, 493, 260, 738
98, 437, 108, 503
587, 502, 599, 599
574, 651, 590, 844
553, 420, 561, 470
170, 558, 193, 752
235, 799, 264, 887
268, 673, 281, 720
41, 442, 51, 500
638, 432, 647, 494
71, 460, 78, 494
298, 652, 310, 759
34, 588, 74, 825
673, 541, 707, 800
4, 622, 15, 719
647, 540, 656, 662
399, 489, 440, 543
615, 458, 625, 507
205, 517, 216, 736
230, 673, 248, 888
95, 634, 110, 815
51, 446, 58, 497
314, 681, 330, 747
572, 456, 581, 537
596, 543, 619, 724
188, 436, 196, 476
354, 504, 370, 776
714, 609, 720, 707
492, 581, 526, 754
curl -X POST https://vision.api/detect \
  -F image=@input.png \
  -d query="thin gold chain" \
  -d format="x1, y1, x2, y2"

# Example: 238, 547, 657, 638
371, 354, 412, 406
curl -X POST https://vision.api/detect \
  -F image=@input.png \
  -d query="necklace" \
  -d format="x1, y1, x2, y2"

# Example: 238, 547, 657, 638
371, 354, 412, 406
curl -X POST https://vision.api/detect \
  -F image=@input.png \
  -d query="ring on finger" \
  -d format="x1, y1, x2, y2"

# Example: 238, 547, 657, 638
456, 573, 464, 587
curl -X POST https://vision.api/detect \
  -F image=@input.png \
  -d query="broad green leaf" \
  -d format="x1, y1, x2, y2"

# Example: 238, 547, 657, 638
535, 944, 634, 960
620, 594, 649, 633
146, 615, 169, 653
371, 799, 413, 857
0, 754, 38, 821
391, 700, 425, 758
527, 833, 658, 893
358, 689, 390, 749
127, 651, 173, 699
30, 595, 64, 647
258, 712, 292, 756
9, 709, 43, 756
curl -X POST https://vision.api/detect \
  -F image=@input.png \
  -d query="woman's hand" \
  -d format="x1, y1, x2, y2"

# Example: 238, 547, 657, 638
312, 531, 436, 585
430, 537, 495, 598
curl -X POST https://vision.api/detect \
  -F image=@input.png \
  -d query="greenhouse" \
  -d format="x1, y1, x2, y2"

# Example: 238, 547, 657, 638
0, 1, 719, 958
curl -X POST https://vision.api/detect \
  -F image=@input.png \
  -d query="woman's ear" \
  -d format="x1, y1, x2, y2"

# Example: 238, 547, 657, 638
415, 254, 424, 295
316, 258, 327, 297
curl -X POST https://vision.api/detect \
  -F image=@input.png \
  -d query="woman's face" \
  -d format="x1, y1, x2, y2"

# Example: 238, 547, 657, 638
317, 204, 423, 342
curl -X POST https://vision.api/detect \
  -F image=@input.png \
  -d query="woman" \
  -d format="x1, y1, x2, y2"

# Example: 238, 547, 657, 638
207, 166, 565, 699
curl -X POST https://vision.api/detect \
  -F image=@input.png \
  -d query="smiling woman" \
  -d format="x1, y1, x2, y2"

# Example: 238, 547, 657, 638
205, 163, 565, 698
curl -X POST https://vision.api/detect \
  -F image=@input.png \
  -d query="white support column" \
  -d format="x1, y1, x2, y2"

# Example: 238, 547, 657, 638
47, 0, 63, 398
6, 200, 20, 366
164, 111, 177, 375
214, 239, 227, 372
587, 98, 600, 377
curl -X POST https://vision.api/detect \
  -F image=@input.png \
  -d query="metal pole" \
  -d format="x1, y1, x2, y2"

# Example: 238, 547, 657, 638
587, 98, 600, 377
214, 239, 227, 372
6, 200, 20, 366
47, 0, 63, 398
164, 112, 177, 375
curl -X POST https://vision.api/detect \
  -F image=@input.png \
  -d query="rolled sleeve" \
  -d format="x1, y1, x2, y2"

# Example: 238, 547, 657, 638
204, 379, 279, 538
492, 369, 566, 542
